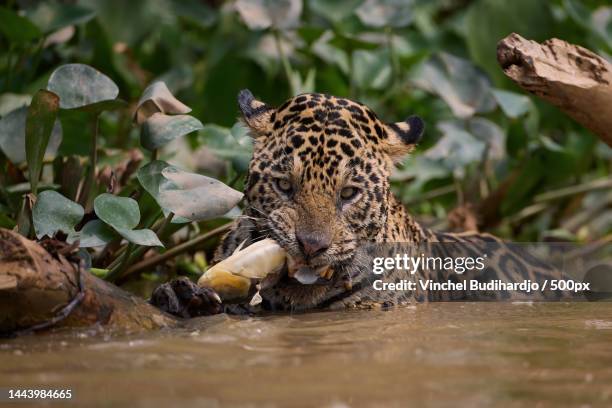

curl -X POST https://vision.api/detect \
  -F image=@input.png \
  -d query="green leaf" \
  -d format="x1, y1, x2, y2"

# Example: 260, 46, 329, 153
0, 212, 16, 229
33, 190, 84, 239
234, 0, 302, 30
134, 81, 191, 125
392, 155, 450, 184
47, 64, 119, 110
94, 193, 140, 230
0, 7, 41, 43
136, 160, 190, 223
115, 228, 163, 247
352, 49, 392, 90
491, 89, 531, 118
312, 31, 350, 75
412, 52, 496, 118
156, 165, 244, 221
26, 2, 96, 33
309, 0, 363, 23
425, 121, 486, 178
69, 219, 115, 248
0, 107, 62, 164
199, 123, 253, 173
93, 193, 163, 247
172, 0, 217, 28
356, 0, 413, 28
138, 160, 242, 222
140, 113, 203, 151
77, 0, 167, 46
26, 90, 60, 194
468, 117, 506, 161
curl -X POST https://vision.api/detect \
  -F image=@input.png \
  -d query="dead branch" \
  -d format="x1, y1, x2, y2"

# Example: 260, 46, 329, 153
497, 33, 612, 146
0, 228, 177, 336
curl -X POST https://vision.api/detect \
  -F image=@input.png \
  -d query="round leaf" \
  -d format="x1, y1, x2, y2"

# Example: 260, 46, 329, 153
69, 219, 116, 248
140, 113, 203, 151
33, 190, 84, 239
134, 81, 191, 124
0, 106, 62, 164
94, 193, 140, 230
425, 121, 486, 178
137, 160, 175, 200
47, 64, 119, 110
93, 194, 163, 247
491, 89, 531, 119
136, 160, 190, 223
158, 166, 244, 221
116, 228, 163, 247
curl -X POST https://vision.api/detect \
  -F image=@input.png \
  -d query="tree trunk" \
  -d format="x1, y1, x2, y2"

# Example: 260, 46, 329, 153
0, 228, 177, 336
497, 33, 612, 147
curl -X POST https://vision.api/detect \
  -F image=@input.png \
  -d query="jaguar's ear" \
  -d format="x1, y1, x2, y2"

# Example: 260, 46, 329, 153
383, 115, 425, 161
238, 89, 274, 137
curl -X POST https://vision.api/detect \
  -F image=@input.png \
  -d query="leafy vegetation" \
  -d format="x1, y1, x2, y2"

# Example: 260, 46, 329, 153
0, 0, 610, 292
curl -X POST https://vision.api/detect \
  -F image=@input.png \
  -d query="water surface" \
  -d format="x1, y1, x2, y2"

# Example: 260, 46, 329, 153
1, 303, 612, 407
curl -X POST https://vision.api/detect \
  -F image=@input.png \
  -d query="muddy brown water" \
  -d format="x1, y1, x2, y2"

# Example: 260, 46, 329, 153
1, 303, 612, 407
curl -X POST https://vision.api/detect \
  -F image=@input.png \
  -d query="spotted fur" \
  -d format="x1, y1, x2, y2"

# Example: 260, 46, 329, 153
212, 90, 569, 312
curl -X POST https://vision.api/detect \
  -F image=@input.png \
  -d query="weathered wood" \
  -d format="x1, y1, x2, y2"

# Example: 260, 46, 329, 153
497, 33, 612, 147
0, 228, 176, 335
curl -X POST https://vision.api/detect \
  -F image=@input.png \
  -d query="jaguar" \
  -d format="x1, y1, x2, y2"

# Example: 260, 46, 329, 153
151, 90, 570, 317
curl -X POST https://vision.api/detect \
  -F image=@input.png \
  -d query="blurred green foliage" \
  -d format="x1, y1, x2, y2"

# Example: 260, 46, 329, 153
1, 0, 611, 275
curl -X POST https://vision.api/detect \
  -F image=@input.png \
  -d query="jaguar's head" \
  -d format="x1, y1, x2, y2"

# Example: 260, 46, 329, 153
238, 90, 424, 306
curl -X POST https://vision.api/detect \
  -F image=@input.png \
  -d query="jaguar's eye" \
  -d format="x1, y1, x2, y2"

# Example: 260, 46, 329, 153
275, 178, 293, 194
340, 186, 359, 201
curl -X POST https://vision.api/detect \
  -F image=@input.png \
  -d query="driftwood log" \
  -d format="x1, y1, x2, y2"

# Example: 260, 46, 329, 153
497, 33, 612, 147
0, 228, 176, 335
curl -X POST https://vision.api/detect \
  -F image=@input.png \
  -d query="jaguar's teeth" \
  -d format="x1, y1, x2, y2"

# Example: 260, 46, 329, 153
321, 267, 334, 280
343, 274, 353, 291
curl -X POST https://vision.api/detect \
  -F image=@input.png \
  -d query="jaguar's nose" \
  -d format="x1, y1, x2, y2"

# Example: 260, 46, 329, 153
296, 231, 330, 259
